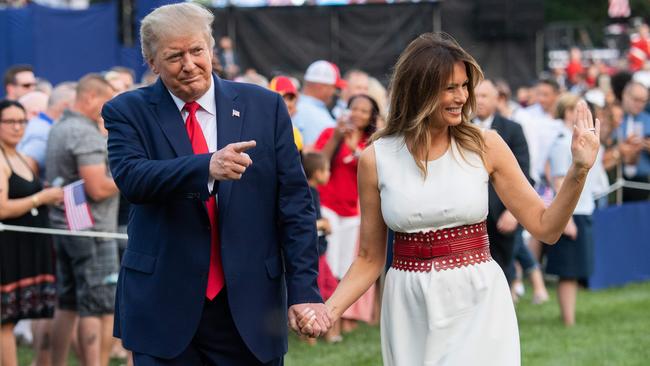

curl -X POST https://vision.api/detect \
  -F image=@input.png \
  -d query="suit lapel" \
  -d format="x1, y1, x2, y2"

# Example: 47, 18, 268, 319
214, 75, 244, 216
492, 115, 505, 135
150, 78, 193, 157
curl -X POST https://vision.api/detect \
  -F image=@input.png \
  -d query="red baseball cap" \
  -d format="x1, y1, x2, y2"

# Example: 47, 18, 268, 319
269, 76, 298, 96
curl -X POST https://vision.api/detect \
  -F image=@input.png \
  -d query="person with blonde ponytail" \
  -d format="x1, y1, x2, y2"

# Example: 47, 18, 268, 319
297, 32, 601, 365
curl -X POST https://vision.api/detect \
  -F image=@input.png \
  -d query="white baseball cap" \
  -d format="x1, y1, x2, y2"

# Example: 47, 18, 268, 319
304, 60, 347, 89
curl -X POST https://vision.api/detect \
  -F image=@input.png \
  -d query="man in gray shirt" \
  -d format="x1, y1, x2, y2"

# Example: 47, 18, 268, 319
45, 74, 120, 366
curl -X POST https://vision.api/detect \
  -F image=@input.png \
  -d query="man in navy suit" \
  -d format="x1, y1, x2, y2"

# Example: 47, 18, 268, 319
473, 79, 531, 284
101, 3, 329, 365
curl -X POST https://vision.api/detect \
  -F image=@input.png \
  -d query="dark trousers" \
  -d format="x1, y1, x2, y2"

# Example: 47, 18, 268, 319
506, 230, 539, 281
487, 217, 516, 284
623, 175, 650, 202
133, 290, 283, 366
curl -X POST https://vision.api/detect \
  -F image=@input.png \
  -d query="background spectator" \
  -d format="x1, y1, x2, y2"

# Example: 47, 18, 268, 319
617, 81, 650, 201
293, 60, 344, 147
217, 36, 240, 79
333, 69, 369, 118
3, 65, 36, 101
0, 99, 63, 366
269, 75, 304, 152
45, 74, 119, 366
546, 93, 602, 326
314, 94, 380, 332
18, 82, 77, 174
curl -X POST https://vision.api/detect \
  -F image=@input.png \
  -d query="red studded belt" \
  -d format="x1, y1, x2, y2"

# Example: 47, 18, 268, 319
391, 221, 492, 272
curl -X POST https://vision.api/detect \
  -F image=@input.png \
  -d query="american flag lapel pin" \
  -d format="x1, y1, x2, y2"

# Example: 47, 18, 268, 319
232, 109, 240, 118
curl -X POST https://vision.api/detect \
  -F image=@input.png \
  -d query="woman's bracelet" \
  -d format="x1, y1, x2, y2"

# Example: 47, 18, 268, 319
31, 194, 40, 208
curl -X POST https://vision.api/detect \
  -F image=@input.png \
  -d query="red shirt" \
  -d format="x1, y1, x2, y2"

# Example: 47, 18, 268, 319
566, 60, 584, 85
315, 128, 369, 217
628, 34, 650, 71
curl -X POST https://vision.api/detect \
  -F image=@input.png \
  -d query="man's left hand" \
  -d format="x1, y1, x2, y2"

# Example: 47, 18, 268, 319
288, 303, 332, 338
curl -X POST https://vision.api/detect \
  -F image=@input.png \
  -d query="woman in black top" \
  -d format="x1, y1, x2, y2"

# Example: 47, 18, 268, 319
0, 100, 63, 366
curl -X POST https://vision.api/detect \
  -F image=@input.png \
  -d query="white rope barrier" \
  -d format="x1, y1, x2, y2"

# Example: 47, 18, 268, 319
593, 178, 650, 200
0, 223, 324, 240
0, 223, 128, 240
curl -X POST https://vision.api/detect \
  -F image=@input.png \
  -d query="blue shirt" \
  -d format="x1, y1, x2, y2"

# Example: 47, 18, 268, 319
292, 94, 335, 146
18, 112, 54, 173
618, 111, 650, 176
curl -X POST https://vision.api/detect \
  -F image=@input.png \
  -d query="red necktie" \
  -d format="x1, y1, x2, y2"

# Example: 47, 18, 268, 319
184, 101, 224, 300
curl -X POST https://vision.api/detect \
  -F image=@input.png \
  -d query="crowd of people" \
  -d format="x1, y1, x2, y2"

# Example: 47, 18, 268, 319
0, 8, 649, 365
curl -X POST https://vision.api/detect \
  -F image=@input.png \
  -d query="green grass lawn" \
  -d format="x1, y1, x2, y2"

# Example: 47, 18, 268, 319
18, 281, 650, 366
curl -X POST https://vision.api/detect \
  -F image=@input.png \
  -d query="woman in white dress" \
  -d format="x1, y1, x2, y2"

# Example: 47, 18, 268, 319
297, 33, 600, 365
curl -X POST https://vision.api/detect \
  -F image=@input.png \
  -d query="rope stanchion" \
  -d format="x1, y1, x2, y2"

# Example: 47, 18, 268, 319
0, 223, 128, 240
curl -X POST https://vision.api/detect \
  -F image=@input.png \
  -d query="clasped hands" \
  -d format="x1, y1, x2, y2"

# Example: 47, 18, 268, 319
209, 140, 256, 181
288, 303, 334, 338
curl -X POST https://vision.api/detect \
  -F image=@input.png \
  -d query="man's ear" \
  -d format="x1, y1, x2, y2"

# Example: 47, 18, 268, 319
5, 84, 15, 98
148, 59, 159, 75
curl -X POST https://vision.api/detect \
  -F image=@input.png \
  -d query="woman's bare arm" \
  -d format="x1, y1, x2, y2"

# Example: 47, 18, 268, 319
325, 145, 387, 319
487, 101, 600, 244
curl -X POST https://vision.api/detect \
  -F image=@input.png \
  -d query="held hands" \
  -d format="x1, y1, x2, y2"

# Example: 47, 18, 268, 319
571, 101, 601, 171
288, 303, 333, 338
209, 140, 256, 181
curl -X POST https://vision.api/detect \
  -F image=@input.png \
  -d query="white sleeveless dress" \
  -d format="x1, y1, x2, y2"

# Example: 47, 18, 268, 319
374, 135, 520, 366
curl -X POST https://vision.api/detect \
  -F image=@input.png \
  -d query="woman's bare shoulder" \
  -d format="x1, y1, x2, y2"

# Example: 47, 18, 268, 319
482, 129, 508, 174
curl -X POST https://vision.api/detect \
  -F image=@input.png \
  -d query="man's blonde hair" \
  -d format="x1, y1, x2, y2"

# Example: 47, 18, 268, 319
140, 3, 215, 62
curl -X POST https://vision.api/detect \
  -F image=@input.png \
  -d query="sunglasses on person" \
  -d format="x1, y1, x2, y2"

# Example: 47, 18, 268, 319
0, 119, 29, 126
14, 82, 36, 88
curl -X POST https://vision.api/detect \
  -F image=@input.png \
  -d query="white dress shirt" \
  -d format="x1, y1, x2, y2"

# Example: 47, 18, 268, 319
623, 115, 639, 178
472, 114, 494, 130
168, 79, 217, 192
511, 104, 564, 186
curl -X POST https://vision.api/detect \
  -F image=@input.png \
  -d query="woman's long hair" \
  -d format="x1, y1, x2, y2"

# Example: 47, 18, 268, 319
372, 32, 486, 177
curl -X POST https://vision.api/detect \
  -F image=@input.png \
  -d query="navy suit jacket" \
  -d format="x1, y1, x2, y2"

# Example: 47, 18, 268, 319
488, 114, 531, 224
101, 75, 321, 362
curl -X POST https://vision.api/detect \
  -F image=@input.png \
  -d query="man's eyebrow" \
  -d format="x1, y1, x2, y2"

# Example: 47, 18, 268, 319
164, 51, 183, 59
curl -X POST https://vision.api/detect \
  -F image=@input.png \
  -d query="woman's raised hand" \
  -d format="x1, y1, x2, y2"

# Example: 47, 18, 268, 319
571, 100, 601, 171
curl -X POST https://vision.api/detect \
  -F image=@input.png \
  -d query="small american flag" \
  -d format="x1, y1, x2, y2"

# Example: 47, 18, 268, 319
63, 180, 94, 231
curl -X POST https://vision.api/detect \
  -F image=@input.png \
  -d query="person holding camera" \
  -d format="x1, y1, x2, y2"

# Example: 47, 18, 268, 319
313, 94, 381, 331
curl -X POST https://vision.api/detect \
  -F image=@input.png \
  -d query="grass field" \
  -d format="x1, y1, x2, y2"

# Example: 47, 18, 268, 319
18, 281, 650, 366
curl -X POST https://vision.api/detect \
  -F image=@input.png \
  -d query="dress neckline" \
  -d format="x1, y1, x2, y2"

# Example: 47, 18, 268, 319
424, 145, 452, 165
0, 145, 35, 183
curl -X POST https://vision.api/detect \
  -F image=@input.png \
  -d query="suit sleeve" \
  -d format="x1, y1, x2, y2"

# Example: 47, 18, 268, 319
509, 121, 533, 185
102, 100, 215, 204
273, 94, 322, 306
